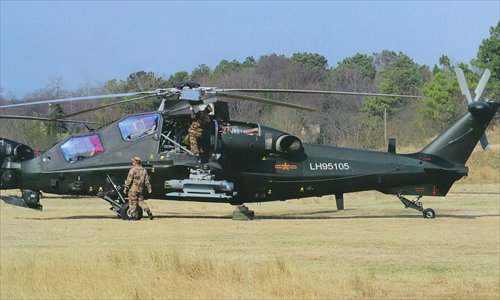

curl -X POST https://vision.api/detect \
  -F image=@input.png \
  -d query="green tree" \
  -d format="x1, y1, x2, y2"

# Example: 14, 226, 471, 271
103, 71, 169, 114
438, 55, 453, 72
190, 64, 212, 82
421, 68, 460, 129
126, 71, 168, 91
47, 103, 67, 139
471, 21, 500, 99
290, 52, 328, 70
166, 71, 190, 87
363, 52, 423, 117
334, 53, 376, 79
104, 71, 168, 92
214, 59, 242, 75
28, 77, 70, 143
242, 56, 256, 68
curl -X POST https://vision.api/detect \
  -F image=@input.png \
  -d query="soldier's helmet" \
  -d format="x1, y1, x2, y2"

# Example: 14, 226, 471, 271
131, 156, 142, 164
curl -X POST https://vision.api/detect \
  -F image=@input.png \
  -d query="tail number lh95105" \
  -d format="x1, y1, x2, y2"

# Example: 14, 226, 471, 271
309, 162, 350, 171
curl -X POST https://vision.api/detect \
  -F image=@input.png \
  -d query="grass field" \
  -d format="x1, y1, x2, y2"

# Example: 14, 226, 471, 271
1, 181, 499, 299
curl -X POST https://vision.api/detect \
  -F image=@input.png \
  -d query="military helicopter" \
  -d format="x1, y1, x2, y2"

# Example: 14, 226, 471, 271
0, 68, 497, 220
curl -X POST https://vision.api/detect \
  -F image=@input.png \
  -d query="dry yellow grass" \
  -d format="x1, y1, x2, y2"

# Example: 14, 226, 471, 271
462, 148, 500, 184
1, 182, 499, 299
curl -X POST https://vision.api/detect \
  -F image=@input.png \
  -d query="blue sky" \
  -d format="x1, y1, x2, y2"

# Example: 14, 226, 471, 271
1, 1, 498, 98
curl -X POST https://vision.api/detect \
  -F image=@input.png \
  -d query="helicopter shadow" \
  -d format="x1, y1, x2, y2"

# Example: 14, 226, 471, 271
17, 215, 119, 220
145, 210, 498, 220
1, 196, 28, 208
15, 213, 497, 221
5, 200, 496, 221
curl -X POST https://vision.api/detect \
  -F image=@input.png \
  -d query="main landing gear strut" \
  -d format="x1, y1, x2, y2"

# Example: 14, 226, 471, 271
397, 193, 435, 219
98, 175, 143, 220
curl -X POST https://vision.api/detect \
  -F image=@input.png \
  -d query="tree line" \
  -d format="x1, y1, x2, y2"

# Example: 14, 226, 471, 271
1, 22, 498, 151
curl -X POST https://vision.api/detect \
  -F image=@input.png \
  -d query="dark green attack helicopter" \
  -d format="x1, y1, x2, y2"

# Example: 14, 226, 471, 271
0, 68, 498, 220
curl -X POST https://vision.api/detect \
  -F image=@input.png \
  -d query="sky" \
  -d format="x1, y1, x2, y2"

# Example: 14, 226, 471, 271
1, 1, 499, 98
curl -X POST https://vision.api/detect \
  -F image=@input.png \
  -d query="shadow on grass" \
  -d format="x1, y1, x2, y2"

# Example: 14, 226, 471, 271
17, 215, 118, 220
16, 210, 499, 221
4, 195, 497, 221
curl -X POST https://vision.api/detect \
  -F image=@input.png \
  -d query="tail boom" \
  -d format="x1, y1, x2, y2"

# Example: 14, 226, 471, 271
420, 101, 499, 165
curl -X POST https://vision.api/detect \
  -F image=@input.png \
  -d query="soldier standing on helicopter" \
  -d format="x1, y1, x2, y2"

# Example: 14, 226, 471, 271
123, 156, 154, 220
189, 104, 213, 164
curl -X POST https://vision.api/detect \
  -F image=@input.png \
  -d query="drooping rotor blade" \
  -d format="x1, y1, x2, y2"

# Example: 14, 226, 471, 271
0, 91, 156, 109
157, 99, 166, 112
479, 134, 490, 150
216, 92, 317, 112
454, 68, 473, 104
0, 114, 104, 125
473, 69, 491, 102
217, 89, 427, 99
53, 94, 161, 120
164, 104, 192, 116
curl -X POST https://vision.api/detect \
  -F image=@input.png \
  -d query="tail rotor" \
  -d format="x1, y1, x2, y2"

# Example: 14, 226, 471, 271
455, 68, 492, 150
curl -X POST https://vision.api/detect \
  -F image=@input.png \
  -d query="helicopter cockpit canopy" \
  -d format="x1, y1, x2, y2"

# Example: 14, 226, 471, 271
118, 114, 160, 141
60, 134, 104, 163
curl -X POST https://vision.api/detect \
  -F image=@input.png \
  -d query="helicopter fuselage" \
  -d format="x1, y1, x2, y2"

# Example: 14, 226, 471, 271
4, 113, 466, 206
1, 69, 496, 219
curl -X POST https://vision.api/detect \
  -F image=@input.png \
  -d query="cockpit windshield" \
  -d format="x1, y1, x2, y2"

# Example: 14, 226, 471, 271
60, 134, 104, 162
118, 114, 160, 141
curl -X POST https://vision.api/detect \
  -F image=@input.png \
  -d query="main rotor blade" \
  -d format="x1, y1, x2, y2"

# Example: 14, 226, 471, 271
474, 69, 491, 102
216, 92, 317, 112
454, 68, 473, 104
0, 92, 155, 109
53, 94, 160, 120
0, 114, 104, 125
217, 89, 427, 99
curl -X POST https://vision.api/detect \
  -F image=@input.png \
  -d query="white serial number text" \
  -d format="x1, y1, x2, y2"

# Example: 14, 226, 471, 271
309, 162, 350, 171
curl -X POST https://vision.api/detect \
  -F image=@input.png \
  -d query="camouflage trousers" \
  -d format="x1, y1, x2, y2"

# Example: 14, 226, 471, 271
189, 131, 202, 156
128, 191, 151, 217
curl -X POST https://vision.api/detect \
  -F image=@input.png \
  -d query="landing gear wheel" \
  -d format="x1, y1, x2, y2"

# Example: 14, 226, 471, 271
119, 203, 143, 220
422, 208, 436, 219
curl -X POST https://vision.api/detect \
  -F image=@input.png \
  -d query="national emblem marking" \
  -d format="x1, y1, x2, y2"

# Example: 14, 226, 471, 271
275, 162, 297, 171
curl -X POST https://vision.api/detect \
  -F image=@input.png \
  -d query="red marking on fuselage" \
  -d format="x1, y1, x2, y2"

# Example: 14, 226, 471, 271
432, 185, 439, 196
415, 187, 425, 193
275, 162, 297, 171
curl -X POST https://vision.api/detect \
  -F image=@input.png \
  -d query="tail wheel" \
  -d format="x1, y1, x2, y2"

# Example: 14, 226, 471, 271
119, 203, 143, 220
422, 208, 436, 219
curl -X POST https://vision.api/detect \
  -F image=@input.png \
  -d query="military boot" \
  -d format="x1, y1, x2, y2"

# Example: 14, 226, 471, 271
148, 212, 154, 220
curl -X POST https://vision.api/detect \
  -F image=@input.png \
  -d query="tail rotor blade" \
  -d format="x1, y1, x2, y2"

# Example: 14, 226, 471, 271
480, 134, 489, 150
455, 68, 473, 104
474, 69, 491, 102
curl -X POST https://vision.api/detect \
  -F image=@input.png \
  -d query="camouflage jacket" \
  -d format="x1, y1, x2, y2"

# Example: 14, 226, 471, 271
189, 110, 211, 135
124, 166, 152, 194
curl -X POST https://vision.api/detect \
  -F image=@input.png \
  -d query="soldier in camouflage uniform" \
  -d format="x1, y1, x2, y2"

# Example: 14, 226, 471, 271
123, 156, 154, 220
189, 104, 213, 163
